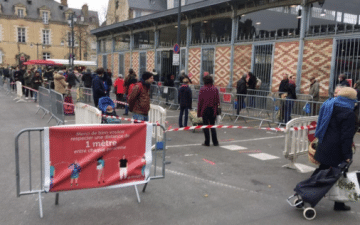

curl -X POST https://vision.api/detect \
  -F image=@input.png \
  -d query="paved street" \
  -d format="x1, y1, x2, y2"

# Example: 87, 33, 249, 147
1, 91, 360, 225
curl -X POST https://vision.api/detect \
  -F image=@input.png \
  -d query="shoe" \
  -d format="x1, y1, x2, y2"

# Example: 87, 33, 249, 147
334, 202, 351, 211
123, 113, 128, 116
213, 143, 219, 146
202, 143, 210, 147
25, 97, 29, 100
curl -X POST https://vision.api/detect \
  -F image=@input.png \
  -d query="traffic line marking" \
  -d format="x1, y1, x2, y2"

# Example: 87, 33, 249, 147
221, 145, 248, 151
248, 153, 279, 161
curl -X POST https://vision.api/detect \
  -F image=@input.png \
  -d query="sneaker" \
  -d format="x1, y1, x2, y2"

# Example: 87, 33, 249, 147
334, 202, 351, 211
25, 97, 29, 100
202, 143, 210, 147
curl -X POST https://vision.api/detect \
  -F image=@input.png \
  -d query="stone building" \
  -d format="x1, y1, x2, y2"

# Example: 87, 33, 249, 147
0, 0, 99, 66
93, 0, 360, 97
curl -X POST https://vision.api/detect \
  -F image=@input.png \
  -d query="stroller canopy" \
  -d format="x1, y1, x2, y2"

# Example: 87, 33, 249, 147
98, 97, 115, 113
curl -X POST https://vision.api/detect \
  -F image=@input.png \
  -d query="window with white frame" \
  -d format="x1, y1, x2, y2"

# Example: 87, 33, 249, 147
18, 9, 24, 18
42, 11, 49, 24
43, 52, 51, 60
18, 27, 26, 43
42, 30, 50, 45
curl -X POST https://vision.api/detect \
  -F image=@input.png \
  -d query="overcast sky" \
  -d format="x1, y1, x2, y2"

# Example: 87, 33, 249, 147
54, 0, 108, 23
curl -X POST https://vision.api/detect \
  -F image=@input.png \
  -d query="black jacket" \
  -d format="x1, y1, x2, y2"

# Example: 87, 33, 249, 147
236, 78, 247, 95
31, 75, 43, 90
43, 70, 54, 81
66, 73, 79, 87
340, 79, 350, 87
92, 75, 106, 99
247, 74, 257, 90
279, 79, 289, 93
315, 106, 355, 167
178, 85, 192, 108
81, 73, 93, 88
285, 83, 297, 99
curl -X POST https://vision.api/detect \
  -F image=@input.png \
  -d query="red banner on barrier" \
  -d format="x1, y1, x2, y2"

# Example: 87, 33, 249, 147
44, 124, 153, 192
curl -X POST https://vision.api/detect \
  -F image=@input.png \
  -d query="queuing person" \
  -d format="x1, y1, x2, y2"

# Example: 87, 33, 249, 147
128, 72, 153, 122
66, 70, 80, 89
284, 75, 297, 124
197, 75, 219, 147
236, 74, 247, 115
278, 74, 289, 96
31, 71, 43, 102
103, 69, 113, 97
247, 72, 257, 90
309, 76, 320, 115
43, 66, 54, 89
179, 70, 192, 84
178, 77, 192, 127
92, 68, 107, 108
278, 74, 289, 123
24, 68, 34, 99
54, 72, 68, 96
114, 74, 125, 109
314, 87, 357, 211
123, 69, 137, 116
338, 74, 350, 87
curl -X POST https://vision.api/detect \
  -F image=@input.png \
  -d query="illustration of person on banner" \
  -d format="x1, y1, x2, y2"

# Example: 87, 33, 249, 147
97, 157, 105, 184
119, 155, 128, 180
69, 160, 81, 186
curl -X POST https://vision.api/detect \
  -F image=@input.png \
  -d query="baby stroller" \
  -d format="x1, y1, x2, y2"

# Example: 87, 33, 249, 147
98, 97, 121, 124
287, 161, 359, 220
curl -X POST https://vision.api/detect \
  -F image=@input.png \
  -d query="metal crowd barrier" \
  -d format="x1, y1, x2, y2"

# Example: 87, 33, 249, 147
158, 86, 179, 109
150, 84, 160, 104
36, 87, 51, 118
283, 116, 318, 173
5, 78, 11, 95
14, 81, 26, 103
247, 89, 272, 97
76, 87, 93, 104
15, 124, 169, 218
75, 103, 102, 124
48, 90, 65, 125
0, 76, 3, 91
149, 104, 167, 142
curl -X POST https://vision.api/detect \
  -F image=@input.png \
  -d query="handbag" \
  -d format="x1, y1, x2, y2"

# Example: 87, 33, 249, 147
216, 107, 222, 116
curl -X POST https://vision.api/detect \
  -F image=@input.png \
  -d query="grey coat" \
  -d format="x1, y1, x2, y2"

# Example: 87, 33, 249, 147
309, 81, 320, 101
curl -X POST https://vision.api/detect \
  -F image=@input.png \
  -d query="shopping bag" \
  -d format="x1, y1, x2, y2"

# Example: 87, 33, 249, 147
303, 102, 311, 114
328, 172, 360, 202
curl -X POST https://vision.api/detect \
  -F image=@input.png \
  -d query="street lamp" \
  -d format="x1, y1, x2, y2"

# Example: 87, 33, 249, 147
30, 43, 44, 60
174, 0, 182, 88
68, 13, 77, 69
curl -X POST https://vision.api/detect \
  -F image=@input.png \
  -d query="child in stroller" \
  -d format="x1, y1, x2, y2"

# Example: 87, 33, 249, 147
98, 97, 121, 124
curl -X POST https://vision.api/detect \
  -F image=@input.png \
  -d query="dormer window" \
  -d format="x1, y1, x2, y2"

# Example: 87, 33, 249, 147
42, 11, 49, 24
18, 9, 24, 18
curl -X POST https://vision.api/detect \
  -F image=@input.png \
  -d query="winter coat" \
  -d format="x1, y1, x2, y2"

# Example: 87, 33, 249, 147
340, 79, 350, 87
285, 83, 297, 99
103, 72, 113, 92
81, 73, 93, 88
124, 74, 137, 95
24, 71, 33, 86
128, 82, 150, 116
178, 84, 192, 108
247, 74, 257, 90
278, 79, 289, 94
54, 74, 68, 94
236, 78, 247, 95
31, 75, 43, 90
92, 75, 107, 99
13, 70, 24, 83
43, 70, 54, 81
315, 106, 355, 167
114, 78, 125, 94
197, 85, 220, 117
309, 81, 320, 101
66, 73, 79, 88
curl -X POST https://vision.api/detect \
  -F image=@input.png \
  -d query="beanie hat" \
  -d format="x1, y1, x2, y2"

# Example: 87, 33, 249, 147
142, 72, 153, 81
337, 87, 357, 100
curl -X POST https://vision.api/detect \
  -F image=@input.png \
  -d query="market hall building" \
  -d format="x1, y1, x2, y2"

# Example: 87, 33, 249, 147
91, 0, 360, 98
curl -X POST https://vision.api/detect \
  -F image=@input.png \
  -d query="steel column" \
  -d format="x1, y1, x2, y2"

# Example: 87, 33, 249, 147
154, 29, 159, 72
185, 21, 192, 74
295, 2, 309, 93
130, 31, 134, 69
229, 10, 238, 88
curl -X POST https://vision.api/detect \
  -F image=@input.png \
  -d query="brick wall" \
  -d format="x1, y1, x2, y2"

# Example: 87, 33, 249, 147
188, 48, 201, 85
146, 51, 155, 72
214, 46, 231, 87
233, 44, 252, 86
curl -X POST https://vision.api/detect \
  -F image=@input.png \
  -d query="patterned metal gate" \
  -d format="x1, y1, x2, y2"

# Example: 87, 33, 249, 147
333, 37, 360, 88
102, 55, 107, 70
252, 44, 274, 90
201, 48, 215, 85
119, 54, 125, 76
158, 50, 177, 82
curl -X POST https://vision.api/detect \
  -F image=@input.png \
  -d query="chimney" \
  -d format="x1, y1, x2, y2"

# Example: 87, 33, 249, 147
61, 0, 68, 7
82, 4, 89, 18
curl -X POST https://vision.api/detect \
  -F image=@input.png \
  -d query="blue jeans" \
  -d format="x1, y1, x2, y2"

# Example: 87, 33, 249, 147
125, 105, 129, 114
179, 106, 189, 127
133, 113, 148, 122
34, 92, 38, 102
284, 98, 293, 123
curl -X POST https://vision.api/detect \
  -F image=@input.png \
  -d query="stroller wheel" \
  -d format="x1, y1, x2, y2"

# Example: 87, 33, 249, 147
294, 199, 304, 209
303, 207, 316, 220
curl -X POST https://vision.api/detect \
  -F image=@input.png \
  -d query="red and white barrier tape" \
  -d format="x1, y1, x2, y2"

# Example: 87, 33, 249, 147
102, 114, 160, 125
166, 125, 316, 132
112, 99, 129, 106
23, 85, 39, 93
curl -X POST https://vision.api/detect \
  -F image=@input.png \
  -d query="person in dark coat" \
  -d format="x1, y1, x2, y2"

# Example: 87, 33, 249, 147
278, 74, 289, 96
236, 74, 247, 115
178, 77, 192, 127
314, 87, 357, 211
31, 71, 43, 102
103, 69, 113, 96
92, 68, 107, 108
66, 70, 80, 89
123, 69, 137, 115
283, 75, 297, 123
197, 75, 219, 147
338, 74, 350, 87
81, 69, 93, 88
247, 72, 257, 90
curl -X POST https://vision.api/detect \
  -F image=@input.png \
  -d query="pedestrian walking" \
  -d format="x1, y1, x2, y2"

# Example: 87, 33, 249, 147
197, 75, 219, 147
314, 87, 357, 211
114, 74, 125, 108
178, 77, 192, 127
54, 72, 68, 96
128, 72, 153, 121
92, 68, 107, 108
236, 74, 247, 115
284, 75, 297, 123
